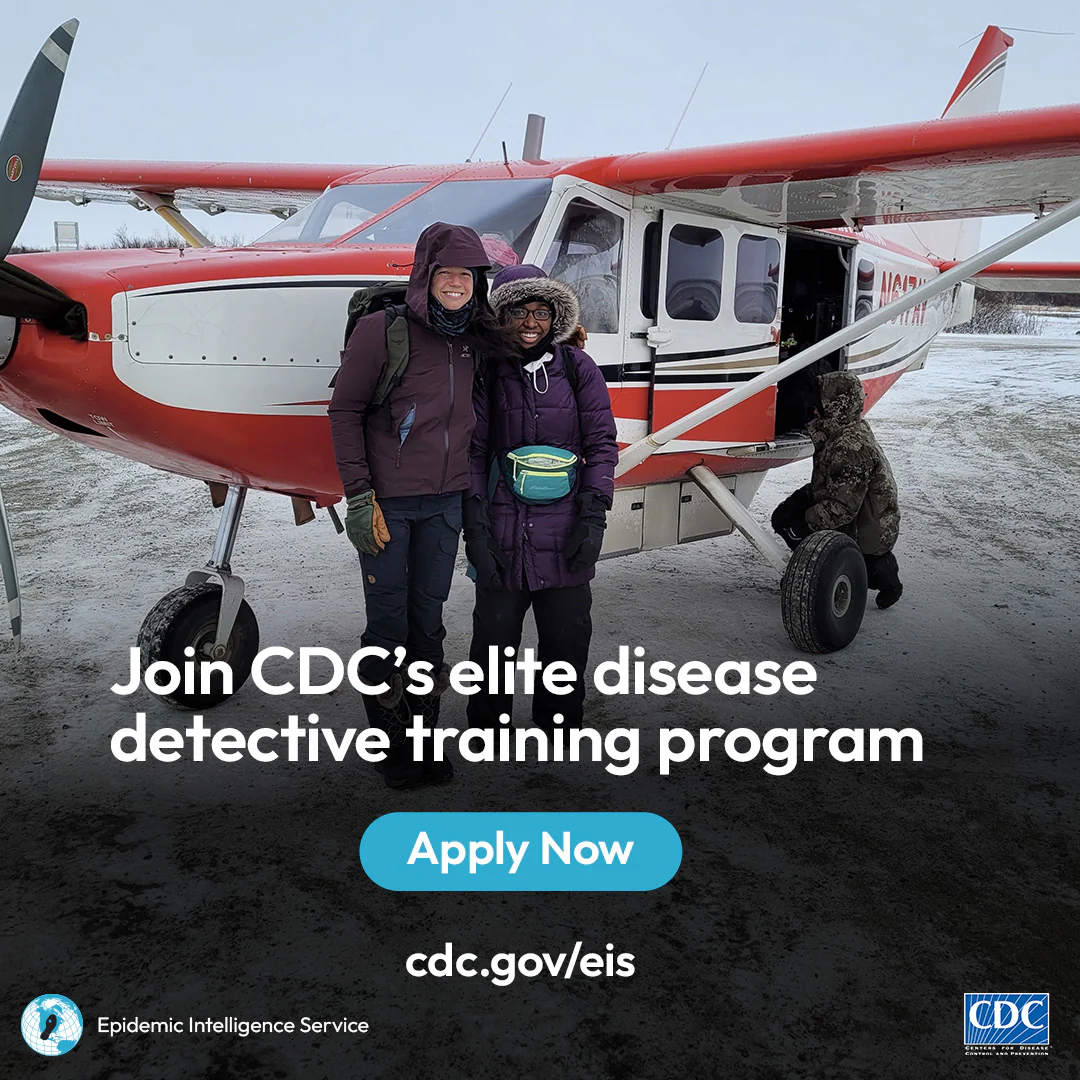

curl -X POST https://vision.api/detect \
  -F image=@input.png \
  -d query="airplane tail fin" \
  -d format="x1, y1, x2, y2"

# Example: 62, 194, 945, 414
879, 26, 1014, 263
941, 26, 1014, 121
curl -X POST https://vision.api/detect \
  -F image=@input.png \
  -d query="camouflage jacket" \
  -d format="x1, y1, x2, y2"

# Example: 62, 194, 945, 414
800, 371, 900, 555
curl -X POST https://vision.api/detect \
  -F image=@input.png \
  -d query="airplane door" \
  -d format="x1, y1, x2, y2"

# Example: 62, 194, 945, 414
648, 211, 784, 445
533, 188, 629, 376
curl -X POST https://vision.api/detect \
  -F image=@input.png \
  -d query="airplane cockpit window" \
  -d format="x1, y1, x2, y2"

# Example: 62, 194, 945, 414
253, 183, 423, 244
665, 224, 723, 321
342, 178, 552, 265
734, 234, 781, 323
541, 198, 624, 334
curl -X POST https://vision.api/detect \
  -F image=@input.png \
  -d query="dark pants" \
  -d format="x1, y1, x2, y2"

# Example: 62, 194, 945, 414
466, 583, 592, 730
358, 493, 462, 686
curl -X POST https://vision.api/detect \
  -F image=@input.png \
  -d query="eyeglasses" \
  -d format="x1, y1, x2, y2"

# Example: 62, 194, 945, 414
507, 306, 553, 323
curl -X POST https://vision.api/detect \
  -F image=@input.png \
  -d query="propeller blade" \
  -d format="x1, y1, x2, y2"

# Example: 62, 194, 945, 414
0, 482, 20, 649
0, 19, 79, 259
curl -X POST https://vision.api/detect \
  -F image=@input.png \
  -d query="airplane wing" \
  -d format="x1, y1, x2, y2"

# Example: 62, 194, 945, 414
574, 104, 1080, 229
35, 160, 374, 217
965, 261, 1080, 294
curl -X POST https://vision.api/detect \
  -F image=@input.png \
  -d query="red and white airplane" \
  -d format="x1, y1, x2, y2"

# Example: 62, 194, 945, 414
1, 21, 1079, 699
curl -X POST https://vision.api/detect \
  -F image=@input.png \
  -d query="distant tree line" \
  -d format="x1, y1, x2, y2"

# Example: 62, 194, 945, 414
945, 287, 1079, 334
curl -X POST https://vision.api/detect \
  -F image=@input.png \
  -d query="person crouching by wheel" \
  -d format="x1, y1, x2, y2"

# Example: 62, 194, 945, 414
771, 370, 903, 609
463, 265, 618, 733
329, 222, 509, 789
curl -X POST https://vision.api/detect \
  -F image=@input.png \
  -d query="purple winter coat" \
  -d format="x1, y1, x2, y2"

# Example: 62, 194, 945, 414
469, 340, 618, 590
328, 222, 493, 498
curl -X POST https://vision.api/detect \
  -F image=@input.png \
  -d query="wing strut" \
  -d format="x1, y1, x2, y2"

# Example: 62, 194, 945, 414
616, 195, 1080, 477
136, 191, 211, 248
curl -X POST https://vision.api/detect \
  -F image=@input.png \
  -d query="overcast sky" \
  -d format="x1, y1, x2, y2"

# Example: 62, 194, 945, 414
6, 0, 1080, 257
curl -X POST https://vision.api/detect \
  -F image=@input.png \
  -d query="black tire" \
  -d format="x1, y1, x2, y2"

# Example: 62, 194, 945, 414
137, 583, 259, 709
781, 531, 867, 653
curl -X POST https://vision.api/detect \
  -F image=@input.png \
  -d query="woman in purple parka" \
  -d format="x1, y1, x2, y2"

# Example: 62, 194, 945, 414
462, 265, 618, 732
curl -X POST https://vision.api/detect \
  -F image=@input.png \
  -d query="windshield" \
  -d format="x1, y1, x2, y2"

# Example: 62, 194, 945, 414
342, 178, 552, 268
253, 182, 424, 244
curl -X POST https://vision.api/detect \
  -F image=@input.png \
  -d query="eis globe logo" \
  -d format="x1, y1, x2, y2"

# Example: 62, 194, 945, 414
20, 995, 83, 1056
964, 993, 1049, 1052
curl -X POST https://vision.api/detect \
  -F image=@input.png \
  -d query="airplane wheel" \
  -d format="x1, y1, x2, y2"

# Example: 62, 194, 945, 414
781, 531, 867, 653
137, 583, 259, 709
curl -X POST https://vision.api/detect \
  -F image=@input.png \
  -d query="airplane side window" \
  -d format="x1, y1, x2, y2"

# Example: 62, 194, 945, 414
665, 224, 723, 322
541, 198, 624, 334
734, 235, 781, 323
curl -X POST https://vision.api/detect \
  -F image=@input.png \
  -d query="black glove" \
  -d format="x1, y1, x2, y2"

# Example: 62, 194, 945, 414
565, 492, 609, 574
462, 493, 487, 538
462, 495, 509, 589
771, 488, 814, 551
466, 534, 509, 589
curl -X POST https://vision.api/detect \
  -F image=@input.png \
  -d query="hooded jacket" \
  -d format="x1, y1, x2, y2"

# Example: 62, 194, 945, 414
803, 371, 900, 555
328, 222, 492, 498
470, 268, 618, 590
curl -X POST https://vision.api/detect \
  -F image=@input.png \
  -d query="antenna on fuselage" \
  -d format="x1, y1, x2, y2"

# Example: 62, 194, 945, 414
665, 62, 708, 151
466, 82, 512, 161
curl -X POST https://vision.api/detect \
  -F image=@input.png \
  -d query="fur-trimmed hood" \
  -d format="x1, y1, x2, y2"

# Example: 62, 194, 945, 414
489, 265, 581, 345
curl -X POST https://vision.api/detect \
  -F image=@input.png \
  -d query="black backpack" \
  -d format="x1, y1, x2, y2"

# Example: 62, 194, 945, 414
336, 282, 411, 410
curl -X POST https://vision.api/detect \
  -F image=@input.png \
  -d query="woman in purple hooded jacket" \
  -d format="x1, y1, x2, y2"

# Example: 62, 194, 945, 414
463, 265, 618, 731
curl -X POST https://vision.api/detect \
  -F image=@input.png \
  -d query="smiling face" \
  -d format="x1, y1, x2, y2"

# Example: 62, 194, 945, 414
506, 301, 554, 349
429, 266, 474, 311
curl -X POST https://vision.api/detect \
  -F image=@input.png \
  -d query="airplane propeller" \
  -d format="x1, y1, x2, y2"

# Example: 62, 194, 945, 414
0, 20, 78, 256
0, 488, 19, 649
0, 19, 79, 647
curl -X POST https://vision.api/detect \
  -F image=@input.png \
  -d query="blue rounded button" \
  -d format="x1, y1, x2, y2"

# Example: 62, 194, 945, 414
360, 812, 681, 892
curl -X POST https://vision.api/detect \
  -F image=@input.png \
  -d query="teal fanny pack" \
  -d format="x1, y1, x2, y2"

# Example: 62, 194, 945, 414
490, 445, 579, 505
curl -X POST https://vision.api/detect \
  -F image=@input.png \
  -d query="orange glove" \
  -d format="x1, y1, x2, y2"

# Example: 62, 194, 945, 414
345, 491, 391, 555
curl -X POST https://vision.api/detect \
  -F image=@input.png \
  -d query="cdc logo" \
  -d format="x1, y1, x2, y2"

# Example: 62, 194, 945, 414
964, 993, 1049, 1046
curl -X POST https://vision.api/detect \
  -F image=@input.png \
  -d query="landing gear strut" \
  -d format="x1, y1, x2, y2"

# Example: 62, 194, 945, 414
137, 484, 260, 709
687, 465, 867, 653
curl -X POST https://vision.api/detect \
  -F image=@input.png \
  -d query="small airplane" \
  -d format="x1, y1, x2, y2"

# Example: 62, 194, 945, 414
2, 20, 1080, 706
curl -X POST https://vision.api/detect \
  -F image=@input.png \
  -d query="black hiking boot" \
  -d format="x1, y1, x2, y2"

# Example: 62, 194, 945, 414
404, 663, 454, 784
867, 552, 903, 609
365, 675, 424, 790
876, 582, 904, 609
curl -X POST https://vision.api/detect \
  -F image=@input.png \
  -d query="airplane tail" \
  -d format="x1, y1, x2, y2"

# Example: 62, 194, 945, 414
941, 26, 1014, 122
880, 26, 1014, 263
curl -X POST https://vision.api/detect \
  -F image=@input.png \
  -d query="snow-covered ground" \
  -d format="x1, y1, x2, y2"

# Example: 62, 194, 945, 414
1, 331, 1078, 1078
